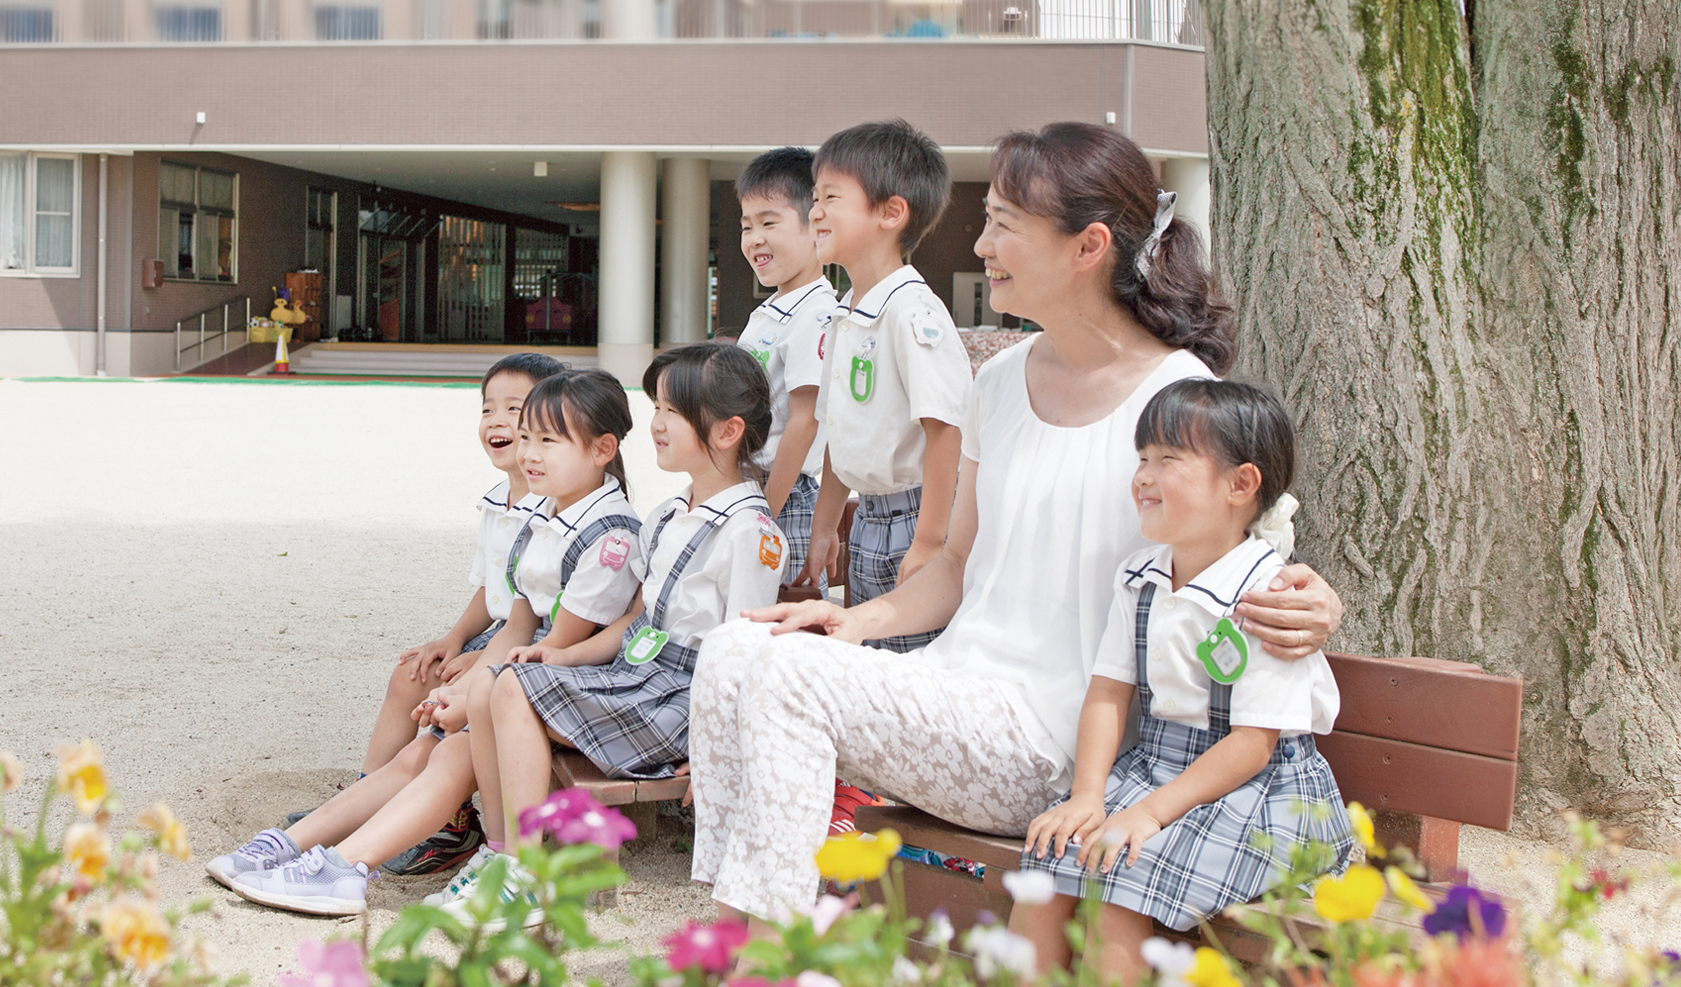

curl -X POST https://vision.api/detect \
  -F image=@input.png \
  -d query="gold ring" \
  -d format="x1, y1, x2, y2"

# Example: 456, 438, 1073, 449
1296, 630, 1306, 647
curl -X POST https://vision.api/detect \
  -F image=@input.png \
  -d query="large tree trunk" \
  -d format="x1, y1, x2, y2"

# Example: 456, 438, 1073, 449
1205, 0, 1681, 841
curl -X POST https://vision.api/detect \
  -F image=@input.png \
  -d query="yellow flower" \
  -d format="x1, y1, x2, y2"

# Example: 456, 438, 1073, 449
1185, 947, 1241, 987
1385, 866, 1434, 913
64, 820, 112, 881
814, 829, 902, 884
0, 750, 23, 793
57, 739, 108, 814
1347, 801, 1383, 858
1314, 865, 1385, 923
138, 803, 192, 861
101, 898, 172, 970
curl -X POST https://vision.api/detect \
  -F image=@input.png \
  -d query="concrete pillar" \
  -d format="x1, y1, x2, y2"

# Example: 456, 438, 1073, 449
602, 0, 655, 38
660, 157, 710, 346
598, 150, 658, 384
1159, 156, 1211, 262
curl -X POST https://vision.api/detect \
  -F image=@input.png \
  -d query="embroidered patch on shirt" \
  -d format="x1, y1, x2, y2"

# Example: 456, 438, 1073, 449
759, 533, 784, 569
818, 332, 826, 360
910, 309, 944, 347
599, 535, 631, 571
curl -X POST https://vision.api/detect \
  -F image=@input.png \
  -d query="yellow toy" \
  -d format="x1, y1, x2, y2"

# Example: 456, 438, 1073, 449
268, 287, 309, 375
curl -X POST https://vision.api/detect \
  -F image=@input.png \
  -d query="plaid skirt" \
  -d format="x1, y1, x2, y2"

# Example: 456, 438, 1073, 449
496, 613, 697, 781
1016, 715, 1353, 930
778, 472, 825, 592
852, 487, 941, 653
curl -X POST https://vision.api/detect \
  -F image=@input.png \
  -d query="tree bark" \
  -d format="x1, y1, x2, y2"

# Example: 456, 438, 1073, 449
1205, 0, 1681, 840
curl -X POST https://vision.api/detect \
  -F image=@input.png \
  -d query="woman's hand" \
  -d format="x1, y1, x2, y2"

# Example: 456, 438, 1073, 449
743, 599, 865, 643
1234, 563, 1343, 659
1083, 805, 1163, 873
1023, 794, 1107, 862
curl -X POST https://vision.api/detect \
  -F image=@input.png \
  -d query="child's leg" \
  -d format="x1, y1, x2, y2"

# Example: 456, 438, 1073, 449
1093, 903, 1154, 985
466, 668, 511, 845
336, 732, 478, 869
362, 653, 468, 774
487, 666, 558, 848
285, 732, 440, 851
1008, 892, 1079, 977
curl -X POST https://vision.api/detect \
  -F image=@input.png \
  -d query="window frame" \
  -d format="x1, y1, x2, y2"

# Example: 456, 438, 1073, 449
0, 151, 80, 279
158, 160, 239, 284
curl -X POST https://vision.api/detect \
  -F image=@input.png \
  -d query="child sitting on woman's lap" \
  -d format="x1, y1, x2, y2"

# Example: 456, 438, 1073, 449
1009, 379, 1353, 980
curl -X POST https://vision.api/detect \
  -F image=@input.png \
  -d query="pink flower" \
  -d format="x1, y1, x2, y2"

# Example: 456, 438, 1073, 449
665, 919, 750, 974
796, 894, 853, 937
517, 788, 595, 839
277, 940, 368, 987
554, 804, 639, 850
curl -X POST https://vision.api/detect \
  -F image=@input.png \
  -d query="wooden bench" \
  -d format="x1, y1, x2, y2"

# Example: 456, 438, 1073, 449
855, 652, 1522, 958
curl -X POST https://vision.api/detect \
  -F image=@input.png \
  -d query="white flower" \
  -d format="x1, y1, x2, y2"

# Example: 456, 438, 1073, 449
796, 894, 851, 937
796, 972, 844, 987
892, 957, 924, 985
1001, 869, 1057, 905
963, 927, 1037, 981
922, 910, 954, 948
1140, 937, 1196, 986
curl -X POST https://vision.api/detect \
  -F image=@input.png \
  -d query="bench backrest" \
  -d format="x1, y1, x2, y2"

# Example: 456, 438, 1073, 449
1317, 653, 1521, 831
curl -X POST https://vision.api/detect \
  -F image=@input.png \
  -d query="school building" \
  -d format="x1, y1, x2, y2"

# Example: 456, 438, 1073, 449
0, 0, 1209, 382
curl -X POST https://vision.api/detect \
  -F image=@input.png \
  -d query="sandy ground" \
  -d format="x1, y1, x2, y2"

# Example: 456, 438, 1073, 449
2, 377, 1679, 984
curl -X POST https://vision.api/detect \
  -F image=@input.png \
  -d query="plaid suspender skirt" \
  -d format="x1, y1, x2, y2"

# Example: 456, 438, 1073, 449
1015, 583, 1354, 930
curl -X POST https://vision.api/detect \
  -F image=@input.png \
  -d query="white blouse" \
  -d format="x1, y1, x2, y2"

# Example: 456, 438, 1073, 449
515, 478, 644, 628
634, 481, 787, 650
467, 479, 544, 622
911, 338, 1214, 785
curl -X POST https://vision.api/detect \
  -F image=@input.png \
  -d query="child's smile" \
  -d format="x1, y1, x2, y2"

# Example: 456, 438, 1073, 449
480, 371, 534, 473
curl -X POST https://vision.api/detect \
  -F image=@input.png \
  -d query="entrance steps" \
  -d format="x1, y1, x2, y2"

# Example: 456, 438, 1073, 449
283, 342, 598, 379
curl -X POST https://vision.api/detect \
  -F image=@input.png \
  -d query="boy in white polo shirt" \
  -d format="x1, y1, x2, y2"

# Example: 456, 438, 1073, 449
735, 147, 836, 590
801, 119, 972, 652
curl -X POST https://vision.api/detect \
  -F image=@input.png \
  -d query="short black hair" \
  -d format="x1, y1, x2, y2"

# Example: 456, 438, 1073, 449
482, 352, 566, 394
813, 119, 951, 255
642, 343, 772, 482
736, 146, 816, 221
1135, 379, 1295, 524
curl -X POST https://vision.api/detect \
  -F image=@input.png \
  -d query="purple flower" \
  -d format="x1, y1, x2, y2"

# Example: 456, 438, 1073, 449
277, 940, 368, 987
1422, 884, 1507, 940
664, 919, 750, 974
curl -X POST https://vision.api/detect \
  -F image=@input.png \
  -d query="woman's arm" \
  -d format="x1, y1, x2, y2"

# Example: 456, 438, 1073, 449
1234, 564, 1344, 659
748, 454, 980, 642
1024, 675, 1135, 861
1083, 725, 1279, 872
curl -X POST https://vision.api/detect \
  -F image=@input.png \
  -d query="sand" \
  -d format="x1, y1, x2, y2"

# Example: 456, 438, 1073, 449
1, 376, 1677, 984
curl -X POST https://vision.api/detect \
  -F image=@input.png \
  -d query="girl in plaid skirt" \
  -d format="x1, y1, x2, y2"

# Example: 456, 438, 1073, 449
1011, 380, 1354, 979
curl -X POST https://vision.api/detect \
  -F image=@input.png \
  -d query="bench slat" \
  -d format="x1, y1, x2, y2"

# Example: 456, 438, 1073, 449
1326, 653, 1522, 761
1316, 731, 1518, 831
856, 805, 1021, 871
552, 751, 639, 806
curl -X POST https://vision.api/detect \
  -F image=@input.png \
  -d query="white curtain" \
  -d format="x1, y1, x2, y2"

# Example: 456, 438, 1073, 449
0, 153, 24, 270
33, 157, 74, 269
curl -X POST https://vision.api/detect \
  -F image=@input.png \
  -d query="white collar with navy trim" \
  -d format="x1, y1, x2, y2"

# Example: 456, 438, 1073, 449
662, 480, 769, 528
479, 478, 538, 515
1121, 536, 1281, 617
756, 277, 833, 325
837, 265, 926, 328
537, 476, 624, 533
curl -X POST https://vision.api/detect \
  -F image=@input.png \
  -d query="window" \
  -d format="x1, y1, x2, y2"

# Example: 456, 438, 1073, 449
0, 152, 78, 276
1, 7, 55, 41
305, 186, 336, 271
154, 5, 221, 40
158, 160, 236, 282
315, 5, 380, 39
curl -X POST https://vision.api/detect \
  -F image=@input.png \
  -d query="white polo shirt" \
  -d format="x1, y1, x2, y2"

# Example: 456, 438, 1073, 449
1090, 536, 1340, 736
632, 481, 787, 651
468, 479, 544, 622
814, 265, 972, 495
514, 477, 644, 627
740, 277, 835, 478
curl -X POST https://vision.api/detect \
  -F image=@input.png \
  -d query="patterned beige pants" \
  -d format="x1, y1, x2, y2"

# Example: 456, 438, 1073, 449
690, 620, 1062, 919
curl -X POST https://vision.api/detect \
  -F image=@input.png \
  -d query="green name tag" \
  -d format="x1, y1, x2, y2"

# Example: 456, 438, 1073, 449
850, 356, 875, 403
626, 626, 669, 665
550, 592, 564, 622
1196, 617, 1249, 683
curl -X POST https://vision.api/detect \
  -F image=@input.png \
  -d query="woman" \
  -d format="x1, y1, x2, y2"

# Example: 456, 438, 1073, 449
688, 123, 1343, 924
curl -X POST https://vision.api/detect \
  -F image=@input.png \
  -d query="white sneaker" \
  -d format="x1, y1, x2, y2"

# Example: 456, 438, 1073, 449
205, 828, 300, 890
438, 853, 543, 932
232, 846, 371, 916
425, 844, 495, 906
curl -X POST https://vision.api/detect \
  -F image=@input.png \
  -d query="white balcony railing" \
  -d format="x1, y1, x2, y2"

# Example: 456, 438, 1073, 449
1, 0, 1203, 44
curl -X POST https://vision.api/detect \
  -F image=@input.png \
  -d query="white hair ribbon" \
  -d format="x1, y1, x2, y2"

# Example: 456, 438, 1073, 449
1134, 190, 1178, 280
1248, 492, 1298, 559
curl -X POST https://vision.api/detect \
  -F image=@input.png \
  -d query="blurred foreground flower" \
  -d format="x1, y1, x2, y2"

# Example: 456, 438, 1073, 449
57, 739, 108, 814
64, 820, 112, 881
138, 803, 192, 861
1422, 884, 1506, 940
0, 750, 22, 793
815, 829, 902, 884
100, 898, 171, 971
963, 925, 1036, 980
518, 788, 638, 849
796, 893, 853, 936
1001, 869, 1056, 905
278, 940, 369, 987
1185, 947, 1240, 987
1142, 936, 1197, 986
1314, 865, 1384, 923
1386, 866, 1434, 913
665, 919, 750, 974
1347, 801, 1383, 858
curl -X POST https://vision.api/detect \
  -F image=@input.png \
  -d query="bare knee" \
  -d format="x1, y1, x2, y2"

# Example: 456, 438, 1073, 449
491, 667, 531, 715
385, 662, 430, 704
391, 735, 439, 778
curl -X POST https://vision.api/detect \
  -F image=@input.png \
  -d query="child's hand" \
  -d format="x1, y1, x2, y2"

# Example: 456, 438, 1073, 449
1023, 795, 1108, 862
397, 637, 462, 685
411, 687, 447, 728
798, 529, 843, 586
1083, 806, 1163, 874
438, 648, 483, 684
508, 644, 568, 665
